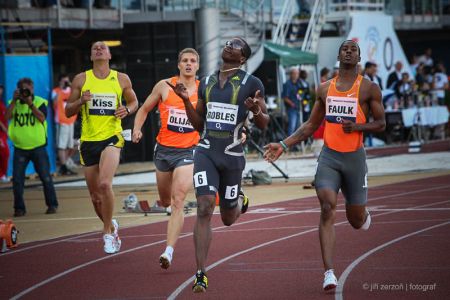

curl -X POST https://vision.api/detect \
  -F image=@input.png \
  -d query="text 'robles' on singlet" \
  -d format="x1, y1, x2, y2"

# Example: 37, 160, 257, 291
156, 76, 200, 148
198, 69, 265, 156
324, 74, 366, 152
80, 69, 123, 141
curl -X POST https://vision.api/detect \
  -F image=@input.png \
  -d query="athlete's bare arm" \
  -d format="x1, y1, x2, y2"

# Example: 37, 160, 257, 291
166, 81, 205, 132
116, 73, 139, 120
132, 80, 167, 143
341, 81, 386, 134
65, 72, 87, 118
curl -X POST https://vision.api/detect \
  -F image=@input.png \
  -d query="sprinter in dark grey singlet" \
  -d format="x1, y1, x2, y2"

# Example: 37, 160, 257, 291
167, 37, 269, 293
194, 70, 264, 207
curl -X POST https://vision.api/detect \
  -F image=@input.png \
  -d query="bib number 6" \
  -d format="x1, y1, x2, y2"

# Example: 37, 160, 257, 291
194, 171, 208, 188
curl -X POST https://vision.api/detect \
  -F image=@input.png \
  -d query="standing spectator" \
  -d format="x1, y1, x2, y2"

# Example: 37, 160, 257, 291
386, 61, 403, 90
320, 67, 330, 83
53, 74, 77, 175
5, 78, 59, 216
282, 67, 302, 136
418, 48, 434, 67
0, 84, 9, 182
363, 62, 383, 90
299, 69, 311, 122
397, 72, 414, 108
431, 63, 449, 106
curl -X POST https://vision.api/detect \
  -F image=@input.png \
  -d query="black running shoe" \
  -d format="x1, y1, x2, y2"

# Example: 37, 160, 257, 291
239, 189, 249, 214
192, 270, 208, 293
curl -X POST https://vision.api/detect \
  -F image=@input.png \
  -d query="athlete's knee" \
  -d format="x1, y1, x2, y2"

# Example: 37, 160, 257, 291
170, 196, 185, 212
320, 202, 336, 221
348, 213, 365, 229
90, 191, 102, 205
196, 197, 214, 219
221, 215, 235, 227
98, 180, 112, 192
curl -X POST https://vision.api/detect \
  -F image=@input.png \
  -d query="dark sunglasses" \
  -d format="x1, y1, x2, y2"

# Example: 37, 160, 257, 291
225, 40, 245, 56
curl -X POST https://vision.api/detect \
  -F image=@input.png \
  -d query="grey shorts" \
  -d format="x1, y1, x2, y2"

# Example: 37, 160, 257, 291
314, 146, 368, 205
153, 143, 195, 172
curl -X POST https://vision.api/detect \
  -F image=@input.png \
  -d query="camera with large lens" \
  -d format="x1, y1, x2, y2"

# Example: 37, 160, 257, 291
20, 88, 31, 98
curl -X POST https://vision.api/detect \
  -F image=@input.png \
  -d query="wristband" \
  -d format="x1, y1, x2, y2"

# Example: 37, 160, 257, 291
279, 140, 288, 151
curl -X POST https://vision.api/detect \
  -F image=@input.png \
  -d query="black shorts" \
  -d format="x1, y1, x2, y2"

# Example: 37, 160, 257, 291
79, 134, 124, 167
193, 146, 245, 209
153, 143, 195, 172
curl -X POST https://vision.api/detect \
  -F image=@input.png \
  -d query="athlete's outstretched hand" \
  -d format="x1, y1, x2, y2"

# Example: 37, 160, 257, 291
263, 143, 284, 162
244, 90, 263, 115
166, 81, 189, 102
132, 129, 143, 143
342, 119, 357, 133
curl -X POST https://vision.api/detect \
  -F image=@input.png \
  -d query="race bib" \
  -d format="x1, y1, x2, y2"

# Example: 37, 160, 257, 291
167, 108, 194, 133
89, 93, 117, 116
325, 96, 357, 123
206, 102, 238, 131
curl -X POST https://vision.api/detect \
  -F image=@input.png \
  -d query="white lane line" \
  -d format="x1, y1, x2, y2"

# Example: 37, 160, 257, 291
9, 212, 297, 299
167, 198, 450, 299
3, 184, 449, 257
334, 220, 450, 300
8, 186, 450, 298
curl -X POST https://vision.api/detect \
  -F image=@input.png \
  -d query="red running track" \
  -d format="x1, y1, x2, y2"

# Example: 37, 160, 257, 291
1, 175, 449, 300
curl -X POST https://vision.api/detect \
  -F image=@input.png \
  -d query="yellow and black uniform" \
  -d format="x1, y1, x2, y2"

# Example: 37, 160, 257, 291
8, 96, 48, 149
79, 69, 125, 166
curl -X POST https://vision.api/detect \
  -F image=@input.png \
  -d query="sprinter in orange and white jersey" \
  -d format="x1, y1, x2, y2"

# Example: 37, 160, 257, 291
132, 48, 200, 270
263, 40, 386, 292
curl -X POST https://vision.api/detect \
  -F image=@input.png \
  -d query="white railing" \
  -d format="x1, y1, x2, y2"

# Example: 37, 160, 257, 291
271, 0, 296, 45
328, 0, 385, 12
302, 0, 325, 53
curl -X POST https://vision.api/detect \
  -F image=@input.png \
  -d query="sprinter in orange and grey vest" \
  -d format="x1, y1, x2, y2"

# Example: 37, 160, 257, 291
263, 40, 386, 291
132, 48, 200, 270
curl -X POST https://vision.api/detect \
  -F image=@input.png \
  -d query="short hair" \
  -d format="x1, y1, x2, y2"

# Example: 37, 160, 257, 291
365, 61, 377, 69
236, 37, 252, 60
338, 40, 360, 55
17, 77, 33, 88
178, 48, 200, 63
320, 67, 330, 77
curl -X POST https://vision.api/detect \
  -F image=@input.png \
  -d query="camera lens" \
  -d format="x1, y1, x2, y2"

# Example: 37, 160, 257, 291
20, 88, 31, 97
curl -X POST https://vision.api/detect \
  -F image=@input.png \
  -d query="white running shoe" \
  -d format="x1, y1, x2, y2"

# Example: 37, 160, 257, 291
159, 252, 172, 269
323, 269, 338, 291
112, 219, 119, 236
111, 219, 121, 252
361, 209, 371, 231
103, 234, 116, 254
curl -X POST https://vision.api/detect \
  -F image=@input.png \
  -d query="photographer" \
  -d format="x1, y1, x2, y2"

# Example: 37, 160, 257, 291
6, 78, 59, 217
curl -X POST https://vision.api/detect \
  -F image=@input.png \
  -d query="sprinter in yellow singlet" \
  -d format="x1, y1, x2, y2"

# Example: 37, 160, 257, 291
65, 41, 139, 254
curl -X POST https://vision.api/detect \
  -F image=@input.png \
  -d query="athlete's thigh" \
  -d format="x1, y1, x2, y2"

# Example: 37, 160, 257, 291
156, 169, 173, 206
98, 146, 121, 184
84, 164, 100, 194
172, 163, 194, 198
341, 149, 368, 206
193, 150, 219, 197
314, 152, 342, 194
218, 156, 245, 209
